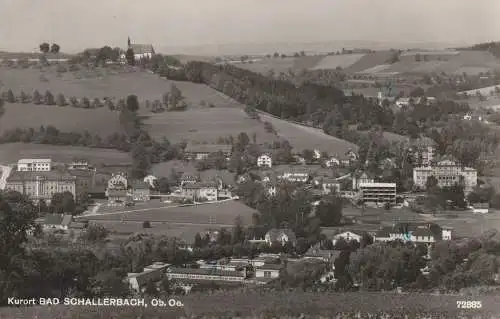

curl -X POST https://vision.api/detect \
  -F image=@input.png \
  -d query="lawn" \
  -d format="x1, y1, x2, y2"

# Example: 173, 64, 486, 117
145, 108, 277, 144
80, 200, 256, 225
0, 143, 131, 165
258, 112, 358, 155
309, 54, 365, 70
0, 66, 243, 109
0, 104, 121, 136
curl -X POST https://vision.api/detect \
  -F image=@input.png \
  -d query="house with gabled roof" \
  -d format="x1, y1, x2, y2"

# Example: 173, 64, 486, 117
265, 228, 297, 246
352, 171, 375, 190
130, 180, 151, 201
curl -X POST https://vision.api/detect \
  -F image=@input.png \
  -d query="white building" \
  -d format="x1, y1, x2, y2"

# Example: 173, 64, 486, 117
332, 231, 363, 245
359, 182, 397, 204
413, 159, 477, 193
257, 154, 272, 168
143, 175, 157, 188
352, 171, 374, 190
279, 170, 310, 183
324, 157, 341, 167
471, 203, 489, 214
265, 228, 297, 246
17, 158, 52, 172
255, 264, 282, 279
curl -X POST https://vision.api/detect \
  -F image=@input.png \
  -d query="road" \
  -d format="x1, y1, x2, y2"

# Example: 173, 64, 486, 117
77, 198, 236, 218
0, 165, 12, 190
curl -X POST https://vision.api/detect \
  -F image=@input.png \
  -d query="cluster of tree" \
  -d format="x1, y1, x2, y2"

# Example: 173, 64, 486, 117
420, 176, 467, 211
459, 41, 500, 58
428, 119, 499, 169
0, 88, 128, 110
34, 191, 93, 216
39, 42, 60, 54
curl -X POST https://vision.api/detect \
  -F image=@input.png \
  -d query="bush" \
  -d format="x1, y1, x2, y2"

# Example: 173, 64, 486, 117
56, 94, 67, 107
45, 90, 55, 105
142, 221, 151, 228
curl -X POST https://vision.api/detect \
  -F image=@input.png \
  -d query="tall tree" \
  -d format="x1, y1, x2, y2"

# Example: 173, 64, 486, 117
50, 43, 60, 54
126, 94, 139, 112
39, 42, 50, 53
125, 48, 135, 66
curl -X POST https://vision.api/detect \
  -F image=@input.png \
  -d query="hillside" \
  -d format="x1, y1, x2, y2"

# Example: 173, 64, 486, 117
259, 112, 358, 155
0, 104, 121, 136
0, 143, 131, 165
145, 108, 277, 144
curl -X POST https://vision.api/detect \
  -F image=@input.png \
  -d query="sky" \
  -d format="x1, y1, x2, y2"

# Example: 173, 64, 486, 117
1, 0, 499, 53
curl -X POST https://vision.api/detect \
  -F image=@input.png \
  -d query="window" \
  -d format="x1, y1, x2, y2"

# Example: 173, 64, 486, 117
264, 271, 271, 278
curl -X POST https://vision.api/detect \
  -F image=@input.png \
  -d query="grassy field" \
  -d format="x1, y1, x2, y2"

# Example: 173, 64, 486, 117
309, 54, 365, 70
145, 108, 277, 143
80, 200, 256, 225
258, 112, 359, 155
233, 57, 297, 74
0, 143, 131, 165
151, 161, 236, 184
0, 104, 121, 136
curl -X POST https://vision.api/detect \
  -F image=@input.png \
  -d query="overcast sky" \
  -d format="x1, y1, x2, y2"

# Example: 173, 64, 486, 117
1, 0, 499, 53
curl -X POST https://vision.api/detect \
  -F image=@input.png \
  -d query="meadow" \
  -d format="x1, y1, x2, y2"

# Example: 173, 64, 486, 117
80, 200, 256, 226
0, 104, 121, 136
309, 54, 365, 70
145, 108, 278, 143
258, 112, 359, 155
0, 142, 131, 165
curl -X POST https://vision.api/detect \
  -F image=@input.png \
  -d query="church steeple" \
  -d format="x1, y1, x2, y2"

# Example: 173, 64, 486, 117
127, 37, 131, 47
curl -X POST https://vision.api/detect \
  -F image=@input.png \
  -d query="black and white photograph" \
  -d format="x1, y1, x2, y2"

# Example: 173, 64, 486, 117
0, 0, 500, 318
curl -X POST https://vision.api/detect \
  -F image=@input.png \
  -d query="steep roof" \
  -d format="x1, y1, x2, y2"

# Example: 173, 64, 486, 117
130, 180, 150, 190
129, 44, 154, 55
266, 228, 297, 243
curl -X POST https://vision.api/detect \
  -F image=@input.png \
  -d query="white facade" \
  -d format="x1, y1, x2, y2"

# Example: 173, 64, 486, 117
413, 160, 477, 192
442, 228, 453, 241
352, 172, 374, 190
359, 182, 397, 204
143, 175, 157, 188
313, 149, 321, 160
257, 154, 272, 168
255, 269, 280, 279
332, 231, 362, 245
17, 159, 52, 172
107, 173, 128, 190
325, 158, 340, 167
279, 172, 310, 183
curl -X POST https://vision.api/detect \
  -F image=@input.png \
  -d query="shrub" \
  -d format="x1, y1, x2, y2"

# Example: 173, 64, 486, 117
44, 90, 55, 105
69, 96, 79, 107
56, 94, 67, 107
82, 97, 90, 108
142, 221, 151, 228
32, 90, 43, 105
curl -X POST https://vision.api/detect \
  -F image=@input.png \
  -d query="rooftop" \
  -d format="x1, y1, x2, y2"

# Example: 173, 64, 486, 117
359, 182, 396, 188
7, 169, 76, 182
167, 267, 245, 278
18, 158, 52, 164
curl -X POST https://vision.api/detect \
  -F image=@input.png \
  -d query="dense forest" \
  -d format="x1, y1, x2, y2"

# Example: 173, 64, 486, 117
458, 41, 500, 58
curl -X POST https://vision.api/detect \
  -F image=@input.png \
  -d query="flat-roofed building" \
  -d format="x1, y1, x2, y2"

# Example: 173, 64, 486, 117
166, 267, 246, 283
359, 182, 396, 204
17, 158, 52, 172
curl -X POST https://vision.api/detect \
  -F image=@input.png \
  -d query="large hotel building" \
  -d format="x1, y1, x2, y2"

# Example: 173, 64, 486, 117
4, 158, 94, 201
413, 159, 477, 192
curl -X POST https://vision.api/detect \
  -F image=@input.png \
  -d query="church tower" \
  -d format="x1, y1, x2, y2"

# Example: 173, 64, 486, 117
127, 37, 131, 48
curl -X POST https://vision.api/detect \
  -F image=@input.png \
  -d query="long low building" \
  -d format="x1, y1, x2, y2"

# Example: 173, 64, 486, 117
359, 182, 397, 204
166, 267, 246, 283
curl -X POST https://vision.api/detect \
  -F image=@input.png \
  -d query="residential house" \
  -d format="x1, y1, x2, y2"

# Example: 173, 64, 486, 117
471, 203, 490, 214
107, 173, 128, 190
181, 182, 218, 201
395, 97, 411, 108
42, 214, 73, 231
265, 228, 297, 246
324, 157, 341, 168
257, 154, 272, 168
184, 143, 232, 161
17, 158, 52, 172
303, 246, 341, 263
413, 159, 477, 193
319, 178, 340, 194
254, 263, 282, 279
180, 173, 200, 187
279, 168, 311, 183
331, 231, 363, 246
313, 149, 321, 160
125, 262, 169, 293
107, 189, 129, 206
143, 175, 157, 188
352, 171, 375, 190
374, 223, 448, 244
130, 180, 151, 201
